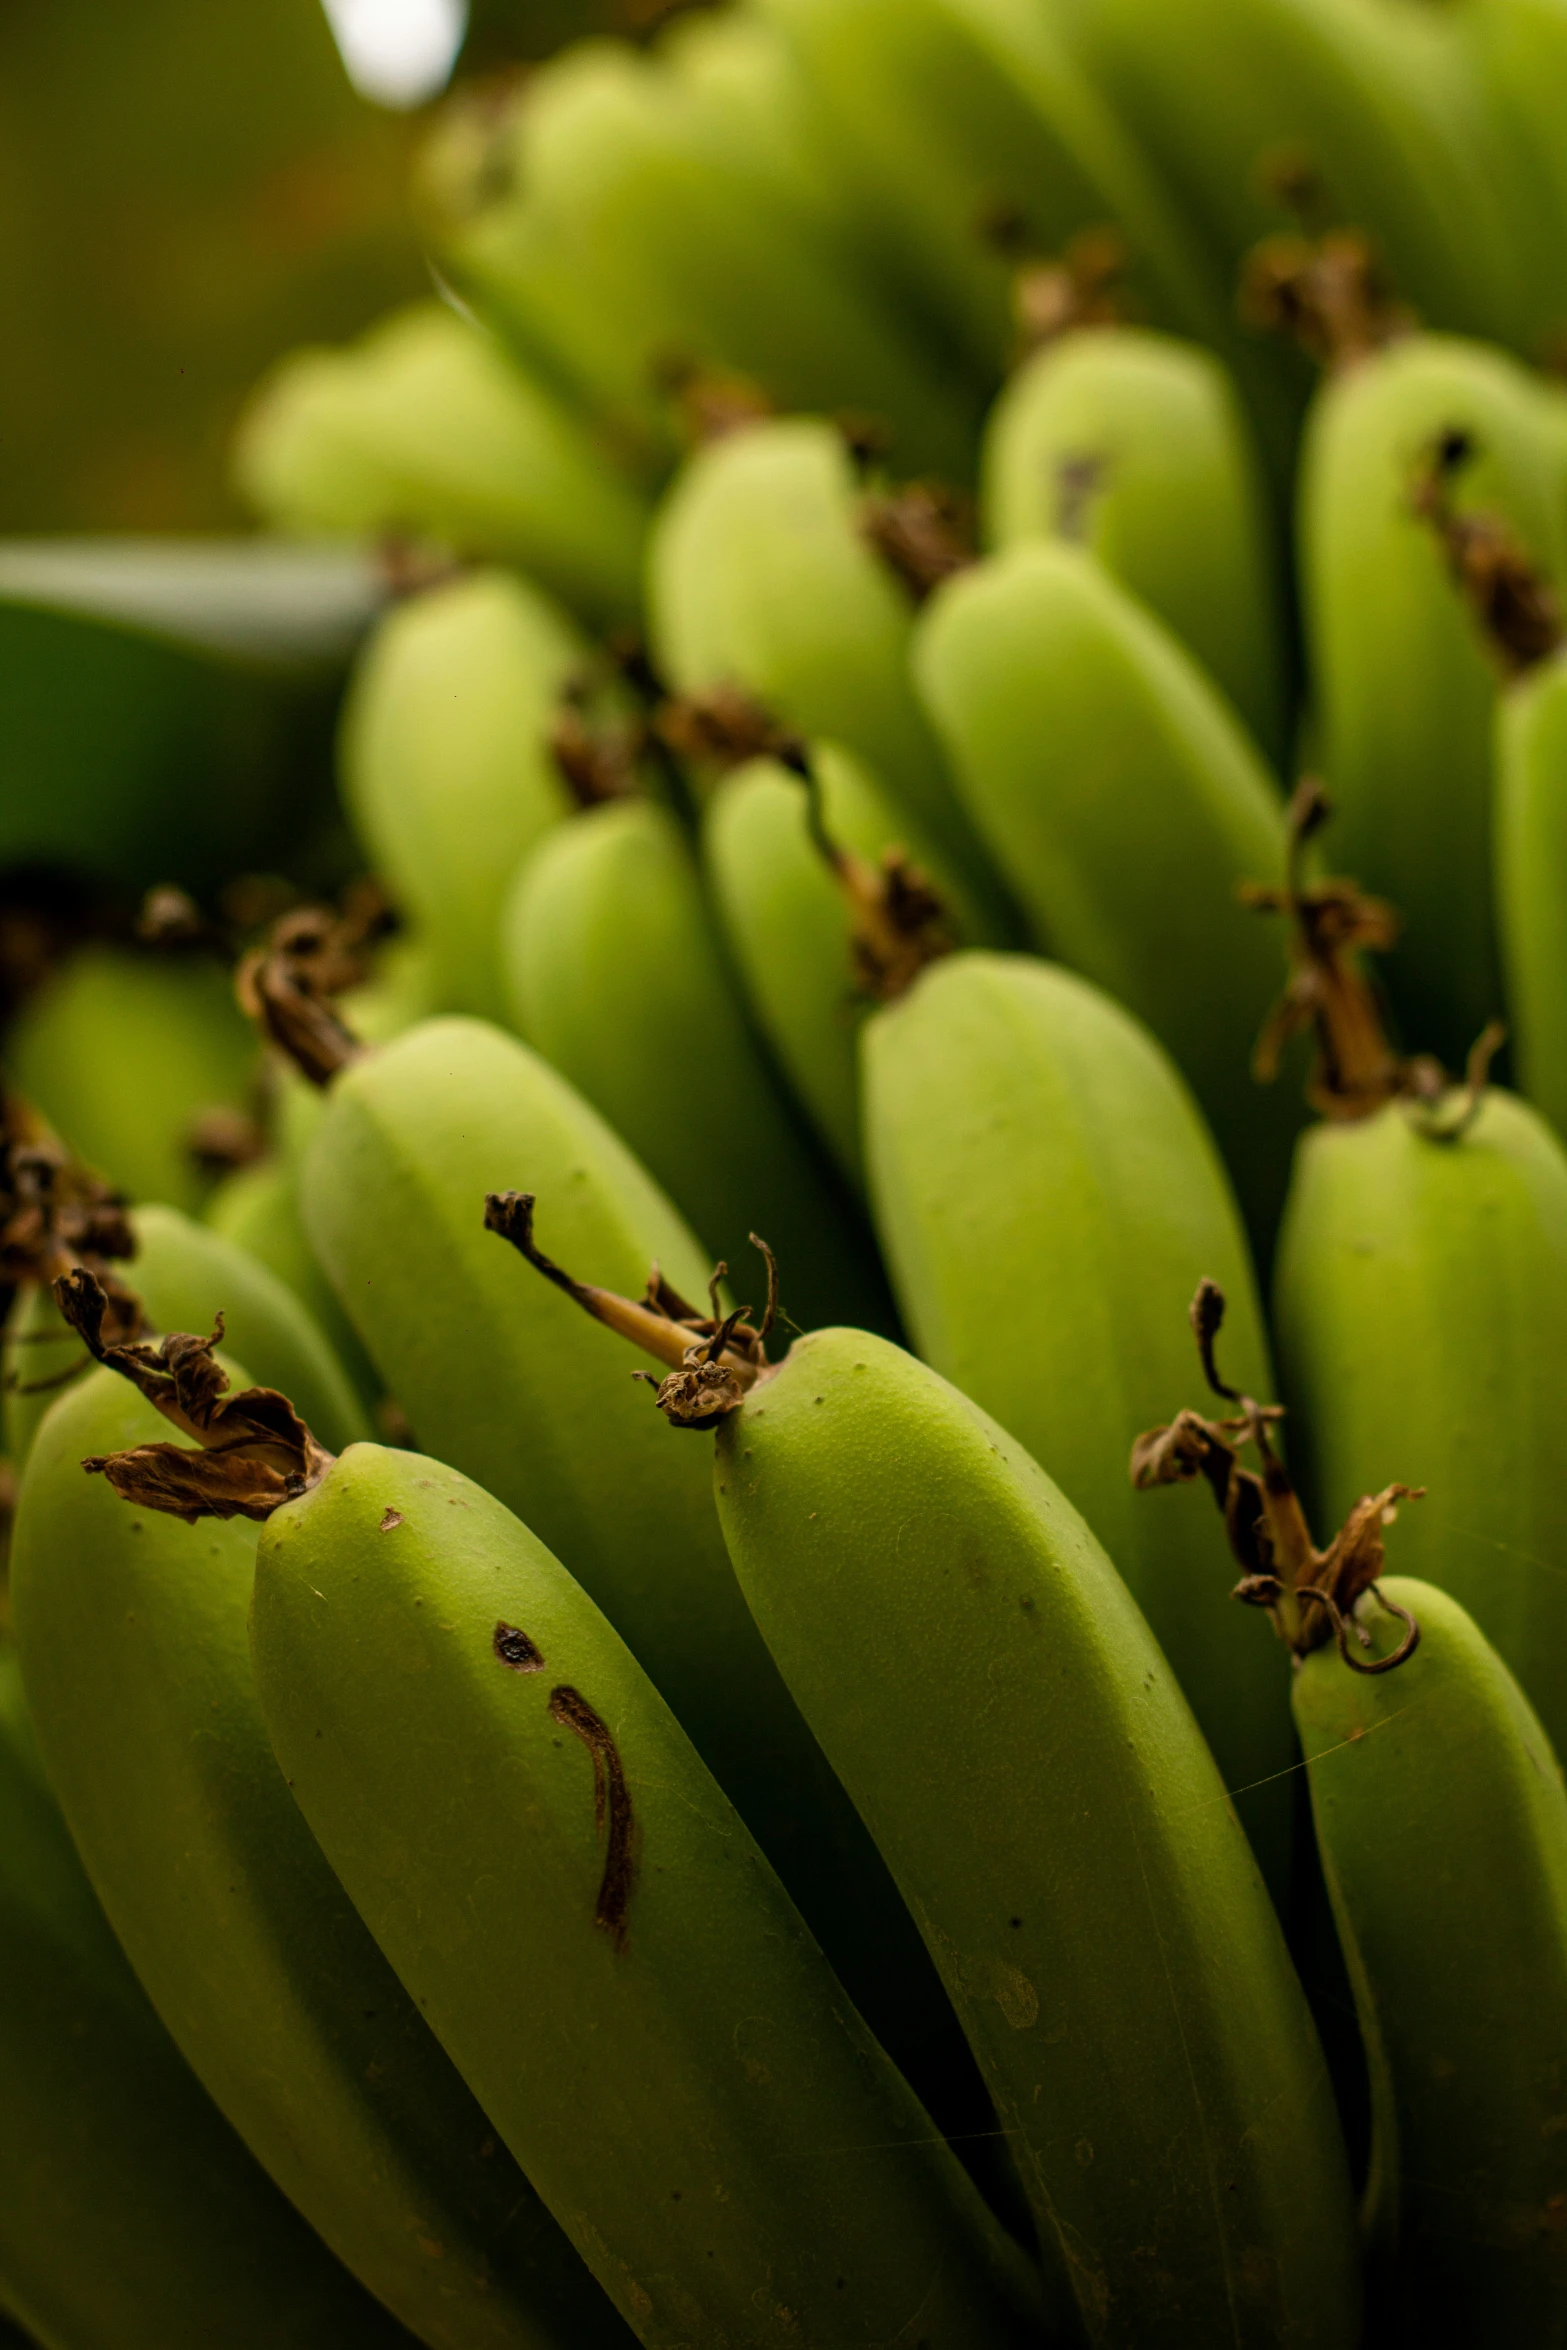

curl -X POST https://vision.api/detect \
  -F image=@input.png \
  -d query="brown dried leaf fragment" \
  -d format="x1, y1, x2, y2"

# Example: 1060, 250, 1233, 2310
549, 691, 643, 810
548, 1684, 636, 1950
57, 1267, 332, 1524
234, 890, 391, 1090
1008, 224, 1129, 356
1131, 1278, 1423, 1672
485, 1192, 778, 1430
1411, 429, 1565, 678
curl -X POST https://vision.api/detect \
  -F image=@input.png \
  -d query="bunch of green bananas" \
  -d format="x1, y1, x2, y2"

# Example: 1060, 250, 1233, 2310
9, 2, 1567, 2345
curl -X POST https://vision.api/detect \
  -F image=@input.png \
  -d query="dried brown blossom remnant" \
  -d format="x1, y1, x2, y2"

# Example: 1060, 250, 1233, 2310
57, 1267, 332, 1525
1007, 224, 1130, 356
1411, 429, 1565, 678
799, 759, 954, 1006
1131, 1279, 1422, 1674
484, 1191, 777, 1430
653, 354, 774, 446
652, 683, 809, 781
235, 891, 390, 1090
549, 685, 644, 810
1240, 225, 1412, 374
1244, 778, 1441, 1121
0, 1102, 145, 1411
858, 481, 976, 604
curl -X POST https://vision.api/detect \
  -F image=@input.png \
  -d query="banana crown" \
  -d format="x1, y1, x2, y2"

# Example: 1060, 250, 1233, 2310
1134, 1273, 1424, 1674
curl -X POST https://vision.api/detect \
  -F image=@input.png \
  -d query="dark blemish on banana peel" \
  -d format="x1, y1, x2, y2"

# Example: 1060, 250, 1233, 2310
549, 1684, 636, 1951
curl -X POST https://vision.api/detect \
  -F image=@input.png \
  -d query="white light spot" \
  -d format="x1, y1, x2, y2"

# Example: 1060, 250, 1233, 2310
322, 0, 468, 110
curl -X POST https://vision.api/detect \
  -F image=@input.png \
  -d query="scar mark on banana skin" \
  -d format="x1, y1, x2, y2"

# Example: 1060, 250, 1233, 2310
549, 1685, 637, 1951
492, 1622, 545, 1672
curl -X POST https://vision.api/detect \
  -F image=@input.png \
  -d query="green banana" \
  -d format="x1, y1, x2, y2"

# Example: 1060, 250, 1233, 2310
558, 1283, 1359, 2345
862, 948, 1295, 1897
4, 1200, 369, 1473
10, 1338, 628, 2350
701, 739, 991, 1192
247, 1434, 1040, 2350
205, 1153, 383, 1413
1295, 1576, 1567, 2342
1273, 1081, 1567, 1767
1299, 332, 1567, 1065
645, 413, 1004, 894
3, 945, 259, 1213
0, 1641, 418, 2350
339, 568, 592, 1023
500, 795, 896, 1334
911, 536, 1298, 1247
294, 1013, 991, 2144
1049, 0, 1537, 354
416, 16, 976, 481
981, 322, 1288, 762
1498, 642, 1567, 1138
234, 303, 649, 629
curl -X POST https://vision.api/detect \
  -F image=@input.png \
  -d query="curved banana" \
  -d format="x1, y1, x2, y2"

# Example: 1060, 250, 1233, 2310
501, 795, 896, 1334
1294, 1574, 1567, 2343
1274, 1080, 1567, 1765
295, 1017, 992, 2147
243, 1438, 1041, 2350
416, 18, 976, 481
862, 949, 1295, 1898
339, 568, 591, 1023
1299, 332, 1567, 1065
645, 413, 1003, 894
10, 1343, 630, 2350
911, 537, 1298, 1248
701, 739, 989, 1191
3, 944, 258, 1214
545, 1268, 1360, 2347
981, 322, 1287, 761
235, 303, 649, 628
0, 1643, 417, 2350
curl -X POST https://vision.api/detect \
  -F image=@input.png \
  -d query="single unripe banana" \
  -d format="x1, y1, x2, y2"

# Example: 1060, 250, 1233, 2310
234, 303, 649, 627
981, 324, 1288, 762
862, 950, 1295, 1896
3, 1201, 368, 1473
701, 740, 992, 1192
501, 796, 896, 1334
912, 537, 1298, 1246
1299, 333, 1567, 1065
0, 1644, 417, 2350
417, 20, 975, 480
3, 945, 258, 1212
245, 1440, 1044, 2350
10, 1356, 627, 2350
1274, 1084, 1567, 1764
298, 1017, 989, 2143
339, 569, 590, 1023
645, 414, 1001, 892
709, 1324, 1359, 2348
1294, 1574, 1567, 2344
